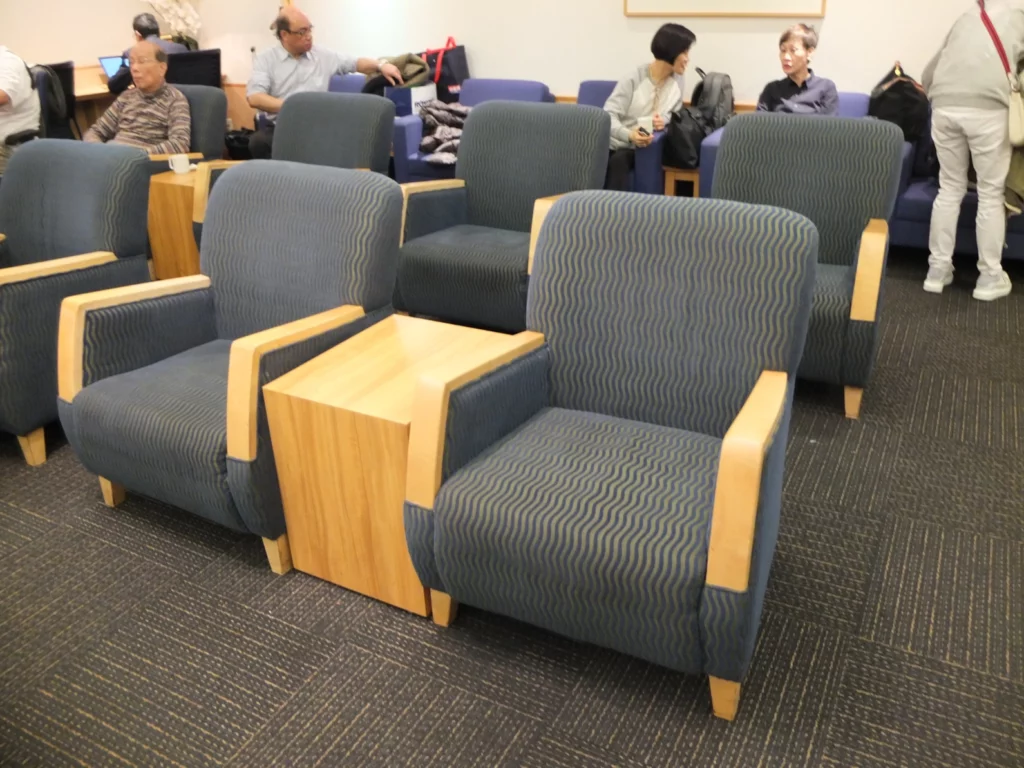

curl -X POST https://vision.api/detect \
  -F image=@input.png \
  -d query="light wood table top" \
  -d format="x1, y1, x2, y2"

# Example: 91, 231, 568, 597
74, 65, 113, 101
264, 315, 528, 616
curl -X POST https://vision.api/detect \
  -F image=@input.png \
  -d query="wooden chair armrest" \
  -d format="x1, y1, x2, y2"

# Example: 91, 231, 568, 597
0, 233, 5, 244
406, 330, 546, 510
226, 305, 366, 462
528, 195, 565, 275
149, 151, 204, 162
193, 160, 245, 224
0, 251, 117, 287
400, 179, 467, 246
705, 370, 788, 593
850, 219, 889, 323
57, 275, 212, 401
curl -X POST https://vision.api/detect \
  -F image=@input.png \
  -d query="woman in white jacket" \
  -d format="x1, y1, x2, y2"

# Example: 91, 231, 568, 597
922, 0, 1024, 301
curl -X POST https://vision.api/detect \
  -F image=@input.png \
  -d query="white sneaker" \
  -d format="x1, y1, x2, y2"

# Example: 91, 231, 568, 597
973, 271, 1012, 302
923, 267, 954, 294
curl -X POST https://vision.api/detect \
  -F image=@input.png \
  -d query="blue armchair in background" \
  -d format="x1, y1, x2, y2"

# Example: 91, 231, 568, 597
397, 101, 608, 332
403, 191, 817, 720
57, 163, 403, 571
0, 141, 151, 465
175, 84, 228, 161
713, 114, 904, 418
328, 73, 368, 94
393, 78, 554, 183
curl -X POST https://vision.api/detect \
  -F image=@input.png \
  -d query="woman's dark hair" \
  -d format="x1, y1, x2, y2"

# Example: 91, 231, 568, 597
780, 24, 818, 50
651, 23, 696, 64
132, 13, 161, 40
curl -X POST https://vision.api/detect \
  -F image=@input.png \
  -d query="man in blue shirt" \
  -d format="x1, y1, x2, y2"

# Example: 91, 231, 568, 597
246, 6, 404, 159
757, 25, 838, 116
108, 13, 189, 95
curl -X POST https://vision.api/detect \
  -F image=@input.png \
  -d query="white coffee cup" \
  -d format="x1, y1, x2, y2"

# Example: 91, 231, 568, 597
637, 115, 655, 134
167, 154, 190, 174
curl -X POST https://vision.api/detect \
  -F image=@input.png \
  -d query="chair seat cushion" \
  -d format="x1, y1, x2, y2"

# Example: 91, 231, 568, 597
407, 155, 456, 181
798, 263, 853, 385
70, 339, 246, 531
432, 407, 721, 675
398, 224, 530, 332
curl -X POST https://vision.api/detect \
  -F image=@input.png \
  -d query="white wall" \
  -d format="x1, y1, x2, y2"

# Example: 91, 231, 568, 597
3, 0, 969, 102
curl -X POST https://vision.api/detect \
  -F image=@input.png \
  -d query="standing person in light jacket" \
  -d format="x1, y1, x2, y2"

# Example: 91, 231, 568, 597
922, 0, 1024, 301
603, 23, 693, 191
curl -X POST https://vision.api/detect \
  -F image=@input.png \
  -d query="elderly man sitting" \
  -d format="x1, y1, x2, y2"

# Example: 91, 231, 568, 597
85, 40, 190, 155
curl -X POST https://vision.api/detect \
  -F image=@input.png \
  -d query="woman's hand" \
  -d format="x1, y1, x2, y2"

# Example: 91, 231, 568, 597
630, 128, 653, 148
653, 113, 666, 131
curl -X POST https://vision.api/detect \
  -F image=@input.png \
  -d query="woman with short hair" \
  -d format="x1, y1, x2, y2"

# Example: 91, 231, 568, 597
603, 23, 695, 191
757, 24, 838, 116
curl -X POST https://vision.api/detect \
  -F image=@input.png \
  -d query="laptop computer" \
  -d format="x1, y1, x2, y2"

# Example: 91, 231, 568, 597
98, 56, 124, 79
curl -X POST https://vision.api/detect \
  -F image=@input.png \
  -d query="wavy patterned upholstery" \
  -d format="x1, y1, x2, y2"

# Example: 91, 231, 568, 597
407, 191, 817, 689
0, 141, 151, 439
60, 164, 403, 541
399, 102, 610, 331
272, 92, 395, 174
175, 84, 228, 160
203, 161, 403, 339
712, 115, 903, 389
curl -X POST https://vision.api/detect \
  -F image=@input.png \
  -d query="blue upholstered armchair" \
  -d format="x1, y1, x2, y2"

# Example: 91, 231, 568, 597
397, 101, 609, 332
57, 162, 403, 571
403, 191, 818, 720
176, 84, 228, 161
328, 73, 368, 93
272, 92, 395, 173
0, 141, 150, 466
713, 114, 904, 418
393, 78, 554, 183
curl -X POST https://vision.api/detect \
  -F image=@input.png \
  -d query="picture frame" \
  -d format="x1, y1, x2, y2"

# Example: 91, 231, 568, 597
624, 0, 826, 18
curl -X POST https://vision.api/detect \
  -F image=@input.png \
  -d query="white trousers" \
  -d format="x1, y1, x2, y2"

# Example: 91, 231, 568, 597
928, 106, 1012, 277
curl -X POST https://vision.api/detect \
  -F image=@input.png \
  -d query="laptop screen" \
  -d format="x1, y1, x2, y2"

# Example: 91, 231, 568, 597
99, 56, 124, 79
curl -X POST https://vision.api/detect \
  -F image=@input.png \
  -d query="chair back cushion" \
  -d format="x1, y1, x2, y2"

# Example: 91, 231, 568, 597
0, 140, 149, 266
328, 74, 367, 94
175, 84, 228, 160
837, 92, 870, 118
460, 79, 551, 107
201, 161, 403, 339
577, 80, 617, 109
712, 113, 903, 266
527, 191, 818, 438
272, 92, 395, 174
458, 102, 609, 232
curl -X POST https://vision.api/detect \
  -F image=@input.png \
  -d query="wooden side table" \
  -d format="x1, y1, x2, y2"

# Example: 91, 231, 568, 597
149, 170, 201, 280
663, 166, 701, 198
263, 315, 534, 617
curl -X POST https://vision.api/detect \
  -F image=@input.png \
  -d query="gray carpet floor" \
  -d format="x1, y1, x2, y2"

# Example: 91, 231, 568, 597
1, 249, 1022, 767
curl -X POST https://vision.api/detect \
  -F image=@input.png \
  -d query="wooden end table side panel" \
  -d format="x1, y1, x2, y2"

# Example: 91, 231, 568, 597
148, 172, 201, 280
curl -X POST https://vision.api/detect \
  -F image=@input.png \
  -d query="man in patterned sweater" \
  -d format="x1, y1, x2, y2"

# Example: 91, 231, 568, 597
84, 40, 190, 155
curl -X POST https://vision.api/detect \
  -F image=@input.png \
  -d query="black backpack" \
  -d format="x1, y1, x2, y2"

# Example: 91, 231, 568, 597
868, 63, 929, 142
27, 64, 67, 138
663, 69, 734, 169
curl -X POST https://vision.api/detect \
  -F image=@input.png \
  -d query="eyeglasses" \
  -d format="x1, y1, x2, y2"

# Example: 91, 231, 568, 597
129, 57, 157, 66
286, 26, 314, 37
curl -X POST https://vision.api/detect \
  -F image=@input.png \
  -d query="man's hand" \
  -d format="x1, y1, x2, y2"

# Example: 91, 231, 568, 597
653, 113, 666, 131
381, 61, 404, 86
630, 128, 653, 148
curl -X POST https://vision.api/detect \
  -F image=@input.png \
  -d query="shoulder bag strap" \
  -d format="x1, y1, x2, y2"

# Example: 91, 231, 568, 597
980, 0, 1013, 75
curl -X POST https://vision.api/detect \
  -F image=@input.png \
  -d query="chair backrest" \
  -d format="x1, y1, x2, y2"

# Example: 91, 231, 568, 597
41, 60, 75, 139
272, 92, 395, 174
527, 192, 818, 438
201, 161, 404, 340
460, 79, 552, 107
837, 92, 870, 118
712, 114, 903, 266
166, 49, 222, 88
577, 80, 617, 108
0, 140, 150, 266
458, 101, 609, 232
174, 84, 227, 160
32, 70, 50, 137
329, 73, 368, 94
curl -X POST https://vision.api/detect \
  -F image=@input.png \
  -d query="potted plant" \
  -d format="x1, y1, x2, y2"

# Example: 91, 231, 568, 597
148, 0, 201, 51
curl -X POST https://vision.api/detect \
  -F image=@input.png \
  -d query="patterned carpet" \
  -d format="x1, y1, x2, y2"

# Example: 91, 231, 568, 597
1, 248, 1022, 767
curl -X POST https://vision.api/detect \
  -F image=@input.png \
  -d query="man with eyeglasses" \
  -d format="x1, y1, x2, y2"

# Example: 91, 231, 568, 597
84, 40, 191, 155
246, 5, 404, 159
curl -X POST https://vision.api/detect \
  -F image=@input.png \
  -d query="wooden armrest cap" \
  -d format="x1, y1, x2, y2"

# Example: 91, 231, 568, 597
850, 219, 889, 323
0, 251, 117, 287
528, 195, 566, 275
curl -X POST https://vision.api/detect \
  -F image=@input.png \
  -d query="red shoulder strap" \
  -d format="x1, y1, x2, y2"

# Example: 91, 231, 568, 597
979, 0, 1013, 75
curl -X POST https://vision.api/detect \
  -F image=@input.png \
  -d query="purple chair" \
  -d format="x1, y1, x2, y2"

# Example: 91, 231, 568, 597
393, 78, 554, 183
576, 79, 668, 195
328, 74, 368, 94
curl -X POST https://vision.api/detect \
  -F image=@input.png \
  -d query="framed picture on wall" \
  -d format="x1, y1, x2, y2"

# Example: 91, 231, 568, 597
624, 0, 826, 17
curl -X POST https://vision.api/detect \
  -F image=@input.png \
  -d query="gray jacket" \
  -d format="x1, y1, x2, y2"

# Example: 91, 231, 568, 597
604, 65, 684, 150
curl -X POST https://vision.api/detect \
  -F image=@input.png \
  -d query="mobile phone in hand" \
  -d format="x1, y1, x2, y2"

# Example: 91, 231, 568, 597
638, 127, 651, 137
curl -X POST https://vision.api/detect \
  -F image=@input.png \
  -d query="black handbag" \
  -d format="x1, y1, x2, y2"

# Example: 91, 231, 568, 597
421, 37, 470, 103
663, 107, 711, 169
869, 62, 930, 142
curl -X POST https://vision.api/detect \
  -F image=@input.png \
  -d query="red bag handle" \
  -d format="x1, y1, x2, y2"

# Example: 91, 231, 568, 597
979, 0, 1012, 75
424, 37, 458, 84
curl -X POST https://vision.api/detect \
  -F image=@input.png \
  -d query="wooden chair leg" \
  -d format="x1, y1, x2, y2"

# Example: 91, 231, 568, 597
844, 386, 864, 420
263, 534, 293, 575
709, 676, 741, 721
98, 477, 125, 507
664, 172, 676, 197
16, 428, 46, 466
430, 590, 458, 627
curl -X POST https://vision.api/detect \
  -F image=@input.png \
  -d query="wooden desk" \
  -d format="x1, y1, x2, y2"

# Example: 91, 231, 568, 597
149, 170, 201, 280
74, 65, 116, 131
264, 315, 532, 617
